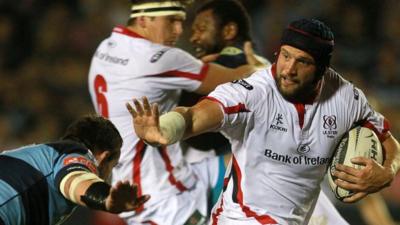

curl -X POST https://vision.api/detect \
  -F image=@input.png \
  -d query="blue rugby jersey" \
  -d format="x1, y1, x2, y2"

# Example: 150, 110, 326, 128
0, 140, 98, 225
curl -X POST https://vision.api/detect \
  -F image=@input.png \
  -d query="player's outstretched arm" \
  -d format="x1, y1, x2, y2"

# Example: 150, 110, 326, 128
195, 41, 266, 95
61, 172, 150, 213
334, 133, 400, 203
175, 98, 224, 139
126, 97, 223, 146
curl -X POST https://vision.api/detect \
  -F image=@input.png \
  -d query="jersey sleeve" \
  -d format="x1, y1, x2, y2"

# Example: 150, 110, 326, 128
53, 152, 98, 193
206, 79, 254, 130
150, 47, 209, 92
351, 86, 390, 142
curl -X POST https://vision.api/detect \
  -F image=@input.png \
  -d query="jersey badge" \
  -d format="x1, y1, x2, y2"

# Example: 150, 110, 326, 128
150, 48, 170, 63
353, 87, 359, 100
322, 115, 338, 138
297, 144, 311, 154
231, 79, 253, 90
270, 113, 287, 132
107, 39, 117, 48
63, 156, 97, 174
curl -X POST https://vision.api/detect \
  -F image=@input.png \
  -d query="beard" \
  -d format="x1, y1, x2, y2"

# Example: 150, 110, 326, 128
194, 43, 223, 58
275, 74, 320, 103
194, 33, 225, 58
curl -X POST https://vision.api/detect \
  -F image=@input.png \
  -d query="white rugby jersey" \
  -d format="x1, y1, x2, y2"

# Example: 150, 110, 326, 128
88, 26, 209, 211
208, 64, 389, 225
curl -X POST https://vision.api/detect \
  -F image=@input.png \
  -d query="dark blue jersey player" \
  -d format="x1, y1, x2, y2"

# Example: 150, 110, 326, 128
0, 115, 149, 225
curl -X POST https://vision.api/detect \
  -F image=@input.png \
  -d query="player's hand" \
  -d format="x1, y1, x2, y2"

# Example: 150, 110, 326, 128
243, 41, 267, 69
333, 157, 393, 202
127, 97, 169, 146
105, 180, 150, 213
200, 53, 220, 63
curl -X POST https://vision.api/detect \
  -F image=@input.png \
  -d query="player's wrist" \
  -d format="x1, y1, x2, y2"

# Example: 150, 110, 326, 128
81, 181, 111, 211
159, 111, 186, 145
391, 160, 400, 176
383, 166, 395, 187
374, 165, 394, 191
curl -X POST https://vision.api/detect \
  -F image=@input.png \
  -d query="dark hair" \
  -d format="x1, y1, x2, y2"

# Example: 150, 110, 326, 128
62, 115, 122, 155
281, 19, 334, 77
197, 0, 251, 43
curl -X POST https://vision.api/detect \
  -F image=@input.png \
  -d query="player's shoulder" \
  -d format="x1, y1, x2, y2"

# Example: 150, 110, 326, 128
106, 27, 198, 64
245, 66, 276, 93
108, 29, 186, 57
324, 68, 352, 87
219, 67, 274, 101
49, 141, 98, 172
223, 69, 263, 91
155, 44, 192, 58
138, 43, 198, 71
46, 140, 88, 155
221, 66, 275, 98
323, 68, 365, 102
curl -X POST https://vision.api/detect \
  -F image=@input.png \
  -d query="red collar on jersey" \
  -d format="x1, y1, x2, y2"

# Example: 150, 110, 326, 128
270, 63, 322, 105
113, 26, 147, 40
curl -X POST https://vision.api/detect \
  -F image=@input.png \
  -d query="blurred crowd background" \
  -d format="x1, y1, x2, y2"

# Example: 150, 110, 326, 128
0, 0, 399, 224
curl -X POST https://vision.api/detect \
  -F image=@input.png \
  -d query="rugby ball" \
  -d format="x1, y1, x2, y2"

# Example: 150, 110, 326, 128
327, 126, 383, 200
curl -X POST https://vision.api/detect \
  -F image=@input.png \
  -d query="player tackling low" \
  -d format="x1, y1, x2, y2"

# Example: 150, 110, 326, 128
127, 18, 400, 224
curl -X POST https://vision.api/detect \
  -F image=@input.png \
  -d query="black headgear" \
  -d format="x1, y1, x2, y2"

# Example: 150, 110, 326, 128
281, 19, 334, 77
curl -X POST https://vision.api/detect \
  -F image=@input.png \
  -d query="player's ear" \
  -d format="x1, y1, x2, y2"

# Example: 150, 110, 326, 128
222, 22, 238, 41
274, 49, 280, 63
96, 150, 111, 165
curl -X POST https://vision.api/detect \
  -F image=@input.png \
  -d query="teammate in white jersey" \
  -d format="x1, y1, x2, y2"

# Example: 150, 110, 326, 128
88, 0, 262, 224
128, 18, 400, 225
188, 2, 347, 224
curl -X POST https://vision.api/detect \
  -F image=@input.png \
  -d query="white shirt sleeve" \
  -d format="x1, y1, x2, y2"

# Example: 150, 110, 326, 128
207, 80, 254, 129
150, 47, 209, 92
351, 86, 390, 141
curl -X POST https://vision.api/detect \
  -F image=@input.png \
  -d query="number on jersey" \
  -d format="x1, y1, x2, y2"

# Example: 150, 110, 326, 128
94, 75, 109, 117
